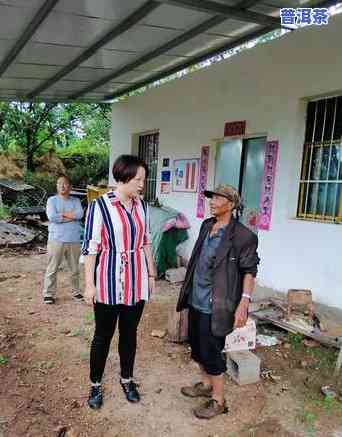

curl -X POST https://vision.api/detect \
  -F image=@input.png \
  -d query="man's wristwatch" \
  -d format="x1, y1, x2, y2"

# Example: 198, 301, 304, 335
242, 293, 251, 300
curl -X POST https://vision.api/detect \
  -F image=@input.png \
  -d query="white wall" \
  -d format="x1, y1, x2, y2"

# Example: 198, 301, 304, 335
110, 14, 342, 308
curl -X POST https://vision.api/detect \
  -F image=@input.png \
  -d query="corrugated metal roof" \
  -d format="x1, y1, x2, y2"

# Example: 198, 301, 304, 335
0, 179, 34, 191
0, 0, 337, 102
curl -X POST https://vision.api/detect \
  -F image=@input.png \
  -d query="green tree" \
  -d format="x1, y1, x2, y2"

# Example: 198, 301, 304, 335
64, 103, 111, 146
0, 102, 67, 170
0, 102, 111, 172
56, 104, 111, 187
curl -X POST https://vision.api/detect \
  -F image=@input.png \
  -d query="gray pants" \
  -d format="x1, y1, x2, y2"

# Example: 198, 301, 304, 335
43, 241, 81, 298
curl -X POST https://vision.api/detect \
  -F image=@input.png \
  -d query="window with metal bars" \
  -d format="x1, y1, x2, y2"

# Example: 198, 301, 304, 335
138, 132, 159, 203
297, 96, 342, 222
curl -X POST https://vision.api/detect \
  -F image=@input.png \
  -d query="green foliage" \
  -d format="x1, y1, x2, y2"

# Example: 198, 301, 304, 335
0, 102, 65, 170
57, 134, 109, 187
69, 328, 82, 337
288, 333, 304, 349
24, 171, 57, 197
67, 154, 109, 188
300, 410, 317, 425
0, 205, 11, 220
84, 311, 95, 325
297, 396, 342, 436
312, 396, 342, 412
299, 412, 317, 436
57, 138, 107, 159
0, 355, 8, 365
305, 345, 337, 370
0, 102, 111, 177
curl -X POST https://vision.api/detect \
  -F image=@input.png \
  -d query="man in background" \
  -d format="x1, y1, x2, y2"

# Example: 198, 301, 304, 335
43, 174, 83, 304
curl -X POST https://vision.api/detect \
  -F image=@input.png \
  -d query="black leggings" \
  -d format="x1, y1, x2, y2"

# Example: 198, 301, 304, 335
90, 301, 145, 383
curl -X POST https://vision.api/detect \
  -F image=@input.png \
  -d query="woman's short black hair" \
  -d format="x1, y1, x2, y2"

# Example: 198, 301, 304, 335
112, 154, 148, 183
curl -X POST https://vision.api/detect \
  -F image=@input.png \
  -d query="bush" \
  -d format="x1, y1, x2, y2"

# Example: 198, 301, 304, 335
57, 138, 109, 187
0, 205, 11, 220
24, 171, 57, 197
63, 154, 109, 188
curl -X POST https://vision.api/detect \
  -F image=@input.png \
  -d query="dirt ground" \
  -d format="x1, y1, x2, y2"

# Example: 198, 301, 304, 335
1, 250, 342, 437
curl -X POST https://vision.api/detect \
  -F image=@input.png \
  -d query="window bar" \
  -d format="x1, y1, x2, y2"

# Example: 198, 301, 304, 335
148, 134, 152, 202
303, 102, 318, 217
144, 135, 150, 202
141, 134, 145, 200
144, 134, 148, 201
148, 134, 151, 202
149, 134, 152, 202
332, 136, 342, 222
150, 134, 154, 202
298, 144, 308, 216
152, 179, 156, 203
323, 97, 337, 219
138, 132, 159, 203
155, 133, 159, 202
151, 134, 157, 203
313, 98, 327, 217
151, 135, 154, 203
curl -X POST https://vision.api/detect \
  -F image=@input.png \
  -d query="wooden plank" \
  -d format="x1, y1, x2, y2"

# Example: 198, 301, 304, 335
252, 312, 341, 349
167, 308, 188, 343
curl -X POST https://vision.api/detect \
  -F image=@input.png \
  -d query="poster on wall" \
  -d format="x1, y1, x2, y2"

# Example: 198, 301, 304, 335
196, 146, 210, 218
258, 140, 279, 231
162, 158, 170, 167
161, 170, 171, 182
160, 170, 171, 194
173, 159, 199, 192
160, 182, 171, 194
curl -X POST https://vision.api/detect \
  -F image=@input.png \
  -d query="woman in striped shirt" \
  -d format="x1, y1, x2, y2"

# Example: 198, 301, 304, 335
82, 155, 156, 409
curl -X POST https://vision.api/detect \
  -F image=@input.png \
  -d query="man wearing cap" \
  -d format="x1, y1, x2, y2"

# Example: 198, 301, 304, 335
177, 184, 259, 419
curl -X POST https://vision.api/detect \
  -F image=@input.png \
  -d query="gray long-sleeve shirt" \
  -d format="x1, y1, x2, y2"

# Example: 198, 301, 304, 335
46, 195, 83, 243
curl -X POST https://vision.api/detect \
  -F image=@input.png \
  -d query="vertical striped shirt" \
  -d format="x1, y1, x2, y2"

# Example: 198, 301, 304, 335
82, 191, 151, 306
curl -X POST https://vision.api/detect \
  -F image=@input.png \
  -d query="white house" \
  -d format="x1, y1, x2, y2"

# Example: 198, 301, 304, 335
0, 0, 339, 307
108, 13, 342, 309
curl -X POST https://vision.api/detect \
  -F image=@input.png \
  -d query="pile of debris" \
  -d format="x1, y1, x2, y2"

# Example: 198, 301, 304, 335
250, 290, 341, 347
0, 179, 48, 248
0, 220, 37, 247
0, 214, 48, 248
250, 289, 342, 374
165, 288, 342, 388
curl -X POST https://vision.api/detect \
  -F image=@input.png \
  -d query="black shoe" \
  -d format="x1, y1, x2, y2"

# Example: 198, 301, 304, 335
72, 293, 84, 302
88, 385, 103, 409
120, 380, 140, 403
43, 296, 55, 304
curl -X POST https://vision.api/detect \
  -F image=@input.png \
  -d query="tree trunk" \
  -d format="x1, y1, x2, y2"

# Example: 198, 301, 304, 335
25, 127, 35, 172
27, 152, 35, 172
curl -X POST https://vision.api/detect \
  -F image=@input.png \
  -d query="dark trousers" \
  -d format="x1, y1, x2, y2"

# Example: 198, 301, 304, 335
188, 306, 227, 376
90, 301, 145, 383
